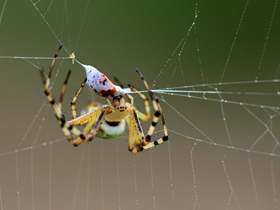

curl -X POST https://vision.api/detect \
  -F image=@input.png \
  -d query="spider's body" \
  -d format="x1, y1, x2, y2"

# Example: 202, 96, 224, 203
80, 102, 126, 139
41, 45, 168, 153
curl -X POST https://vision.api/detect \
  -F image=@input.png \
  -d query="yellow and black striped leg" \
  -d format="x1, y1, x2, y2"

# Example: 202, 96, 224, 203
43, 45, 64, 119
71, 77, 87, 119
84, 109, 107, 141
127, 85, 151, 122
135, 68, 169, 150
58, 70, 71, 110
127, 108, 146, 153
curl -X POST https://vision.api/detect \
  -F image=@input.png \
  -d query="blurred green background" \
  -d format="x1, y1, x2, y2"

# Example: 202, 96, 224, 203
0, 0, 280, 209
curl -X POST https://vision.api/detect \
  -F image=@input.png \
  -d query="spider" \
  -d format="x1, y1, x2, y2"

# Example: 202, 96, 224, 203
41, 45, 168, 153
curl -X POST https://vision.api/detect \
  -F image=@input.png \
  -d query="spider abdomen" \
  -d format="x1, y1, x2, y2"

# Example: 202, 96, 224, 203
97, 120, 126, 139
83, 65, 116, 97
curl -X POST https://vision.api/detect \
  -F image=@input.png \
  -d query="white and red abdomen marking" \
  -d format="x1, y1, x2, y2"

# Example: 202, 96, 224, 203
83, 65, 116, 97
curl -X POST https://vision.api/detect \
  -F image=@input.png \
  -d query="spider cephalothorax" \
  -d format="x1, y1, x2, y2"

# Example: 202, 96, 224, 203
41, 45, 168, 153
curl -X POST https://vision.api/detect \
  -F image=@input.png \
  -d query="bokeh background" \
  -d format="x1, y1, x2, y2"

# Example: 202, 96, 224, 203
0, 0, 280, 209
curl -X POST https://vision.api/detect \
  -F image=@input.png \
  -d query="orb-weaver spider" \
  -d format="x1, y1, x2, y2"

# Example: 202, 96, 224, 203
41, 45, 168, 153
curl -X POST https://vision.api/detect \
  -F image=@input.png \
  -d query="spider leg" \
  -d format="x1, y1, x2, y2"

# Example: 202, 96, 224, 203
58, 117, 87, 146
61, 108, 108, 146
71, 77, 87, 119
43, 45, 64, 118
135, 68, 169, 149
154, 99, 168, 139
58, 105, 110, 146
69, 105, 110, 126
127, 85, 151, 121
68, 105, 112, 143
126, 107, 146, 153
84, 108, 107, 141
39, 68, 47, 85
58, 70, 71, 110
56, 67, 88, 119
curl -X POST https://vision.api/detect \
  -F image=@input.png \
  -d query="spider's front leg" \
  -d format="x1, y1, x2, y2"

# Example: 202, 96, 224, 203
57, 105, 111, 146
69, 105, 112, 143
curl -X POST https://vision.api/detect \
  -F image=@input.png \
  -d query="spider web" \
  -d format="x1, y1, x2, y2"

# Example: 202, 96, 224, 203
0, 0, 280, 209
